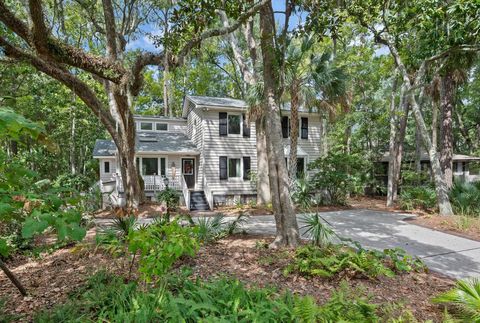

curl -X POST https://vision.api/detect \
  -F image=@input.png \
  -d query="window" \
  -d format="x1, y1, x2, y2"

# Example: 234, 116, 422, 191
228, 158, 241, 178
104, 161, 110, 173
160, 158, 166, 176
156, 123, 168, 131
228, 115, 241, 135
243, 157, 251, 180
140, 122, 153, 131
142, 158, 158, 175
242, 114, 250, 137
281, 116, 300, 138
296, 158, 305, 178
301, 117, 308, 139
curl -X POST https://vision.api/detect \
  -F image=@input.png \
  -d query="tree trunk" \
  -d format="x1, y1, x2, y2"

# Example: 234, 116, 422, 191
163, 51, 170, 117
70, 104, 76, 175
387, 76, 399, 207
288, 82, 299, 186
260, 3, 299, 248
256, 119, 271, 205
432, 100, 438, 150
0, 259, 27, 296
320, 117, 328, 156
440, 73, 455, 189
407, 92, 454, 215
415, 123, 422, 172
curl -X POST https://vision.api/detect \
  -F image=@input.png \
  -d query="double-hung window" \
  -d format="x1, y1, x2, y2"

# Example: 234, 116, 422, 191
228, 158, 241, 178
219, 113, 243, 136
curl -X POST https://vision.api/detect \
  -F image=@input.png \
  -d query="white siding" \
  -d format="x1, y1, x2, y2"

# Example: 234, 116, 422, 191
99, 158, 117, 182
283, 114, 323, 175
202, 110, 257, 195
186, 109, 204, 189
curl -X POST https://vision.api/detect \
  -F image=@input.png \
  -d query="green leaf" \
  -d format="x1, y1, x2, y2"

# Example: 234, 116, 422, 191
0, 238, 10, 257
22, 217, 49, 238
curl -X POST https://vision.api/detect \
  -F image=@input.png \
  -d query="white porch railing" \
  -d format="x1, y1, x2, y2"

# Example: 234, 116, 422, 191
113, 174, 181, 192
180, 175, 190, 210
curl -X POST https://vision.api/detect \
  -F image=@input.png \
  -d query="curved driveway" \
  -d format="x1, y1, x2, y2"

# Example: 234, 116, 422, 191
233, 209, 480, 279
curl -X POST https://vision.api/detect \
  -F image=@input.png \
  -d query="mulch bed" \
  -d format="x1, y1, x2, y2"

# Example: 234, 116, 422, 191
407, 215, 480, 242
2, 233, 455, 322
179, 235, 455, 322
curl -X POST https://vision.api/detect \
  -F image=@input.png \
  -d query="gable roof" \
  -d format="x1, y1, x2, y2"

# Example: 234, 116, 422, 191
93, 132, 199, 157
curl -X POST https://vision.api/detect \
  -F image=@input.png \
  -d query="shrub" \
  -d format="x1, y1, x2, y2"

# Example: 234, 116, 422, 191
300, 213, 334, 248
157, 187, 180, 220
196, 213, 248, 243
53, 173, 92, 192
309, 151, 367, 205
128, 220, 198, 281
450, 181, 480, 217
399, 186, 437, 211
292, 175, 314, 211
433, 278, 480, 322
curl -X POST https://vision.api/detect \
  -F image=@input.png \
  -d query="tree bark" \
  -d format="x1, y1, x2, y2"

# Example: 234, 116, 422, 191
288, 81, 300, 186
256, 119, 271, 205
440, 72, 455, 188
70, 104, 77, 175
415, 123, 422, 172
0, 259, 27, 296
260, 3, 299, 248
386, 76, 399, 207
432, 100, 438, 149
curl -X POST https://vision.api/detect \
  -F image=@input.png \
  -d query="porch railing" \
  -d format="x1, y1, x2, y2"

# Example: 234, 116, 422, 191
180, 175, 190, 210
112, 174, 181, 192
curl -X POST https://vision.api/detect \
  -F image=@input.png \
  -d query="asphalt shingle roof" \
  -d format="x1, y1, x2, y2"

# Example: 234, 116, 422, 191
93, 132, 199, 157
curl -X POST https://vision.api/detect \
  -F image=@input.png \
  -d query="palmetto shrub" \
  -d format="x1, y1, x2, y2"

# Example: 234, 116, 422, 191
300, 213, 334, 248
450, 181, 480, 217
196, 213, 248, 243
399, 186, 437, 211
433, 278, 480, 322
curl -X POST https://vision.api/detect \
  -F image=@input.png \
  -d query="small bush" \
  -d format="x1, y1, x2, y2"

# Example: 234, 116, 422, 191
128, 220, 198, 281
399, 186, 437, 211
309, 151, 368, 205
433, 278, 480, 322
53, 173, 92, 192
450, 181, 480, 217
196, 213, 248, 243
300, 213, 334, 248
292, 175, 314, 210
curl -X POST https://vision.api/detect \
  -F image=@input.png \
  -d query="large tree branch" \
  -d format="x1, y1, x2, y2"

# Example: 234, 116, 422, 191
0, 0, 126, 83
0, 36, 117, 140
129, 52, 165, 96
176, 0, 269, 64
28, 0, 50, 56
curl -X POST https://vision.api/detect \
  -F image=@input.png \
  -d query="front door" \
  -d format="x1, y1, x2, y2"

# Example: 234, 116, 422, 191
182, 158, 195, 189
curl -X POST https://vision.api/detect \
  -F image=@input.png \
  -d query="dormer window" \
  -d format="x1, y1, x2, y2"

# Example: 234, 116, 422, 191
140, 122, 153, 131
156, 123, 168, 131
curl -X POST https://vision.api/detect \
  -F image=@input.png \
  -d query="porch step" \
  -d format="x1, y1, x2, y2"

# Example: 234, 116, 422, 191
190, 191, 210, 211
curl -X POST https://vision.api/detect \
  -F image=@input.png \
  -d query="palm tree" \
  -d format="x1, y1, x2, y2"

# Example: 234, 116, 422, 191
283, 36, 347, 186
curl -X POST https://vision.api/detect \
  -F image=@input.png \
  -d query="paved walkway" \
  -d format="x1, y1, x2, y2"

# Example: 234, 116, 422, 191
95, 209, 480, 279
233, 209, 480, 279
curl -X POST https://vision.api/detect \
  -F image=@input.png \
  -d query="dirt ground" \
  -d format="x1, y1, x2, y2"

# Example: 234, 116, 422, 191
407, 214, 480, 242
1, 232, 454, 322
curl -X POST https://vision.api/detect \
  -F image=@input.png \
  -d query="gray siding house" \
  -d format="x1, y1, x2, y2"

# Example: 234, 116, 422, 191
93, 95, 324, 210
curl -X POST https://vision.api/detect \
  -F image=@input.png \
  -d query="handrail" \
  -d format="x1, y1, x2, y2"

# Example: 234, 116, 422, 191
202, 176, 213, 210
180, 175, 190, 210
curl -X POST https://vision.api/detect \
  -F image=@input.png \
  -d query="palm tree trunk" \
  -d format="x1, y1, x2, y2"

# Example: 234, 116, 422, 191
288, 82, 300, 186
440, 72, 455, 188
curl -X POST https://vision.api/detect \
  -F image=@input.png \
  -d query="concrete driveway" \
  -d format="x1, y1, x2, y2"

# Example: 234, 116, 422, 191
234, 209, 480, 280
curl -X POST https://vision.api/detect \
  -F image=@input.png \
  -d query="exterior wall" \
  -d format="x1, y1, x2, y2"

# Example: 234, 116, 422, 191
99, 157, 117, 183
186, 109, 204, 189
202, 110, 257, 196
282, 113, 323, 176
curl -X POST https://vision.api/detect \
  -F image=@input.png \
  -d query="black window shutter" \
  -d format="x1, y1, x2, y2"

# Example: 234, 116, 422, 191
242, 114, 250, 137
243, 157, 251, 180
219, 156, 227, 179
219, 112, 228, 136
281, 116, 289, 138
301, 117, 308, 139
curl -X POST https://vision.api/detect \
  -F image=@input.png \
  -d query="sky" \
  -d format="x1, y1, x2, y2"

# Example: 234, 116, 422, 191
126, 1, 308, 53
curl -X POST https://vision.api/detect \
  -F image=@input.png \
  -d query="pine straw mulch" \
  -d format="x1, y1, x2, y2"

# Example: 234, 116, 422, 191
406, 214, 480, 242
178, 235, 455, 322
2, 233, 455, 322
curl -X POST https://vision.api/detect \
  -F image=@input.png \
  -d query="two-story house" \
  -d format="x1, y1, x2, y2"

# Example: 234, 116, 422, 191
93, 95, 324, 210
